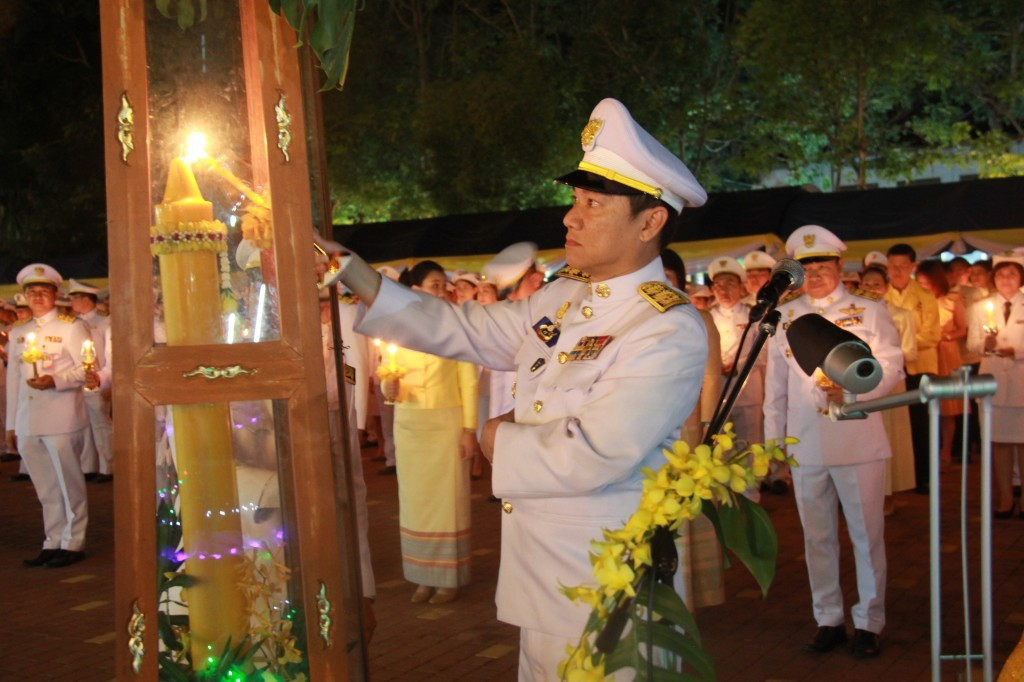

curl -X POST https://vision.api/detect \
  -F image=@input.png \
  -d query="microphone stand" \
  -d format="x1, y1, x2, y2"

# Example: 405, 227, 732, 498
703, 310, 782, 445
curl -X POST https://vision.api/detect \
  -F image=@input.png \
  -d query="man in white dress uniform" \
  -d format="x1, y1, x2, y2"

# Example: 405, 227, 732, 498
68, 278, 114, 482
336, 98, 709, 680
6, 264, 92, 568
763, 226, 903, 658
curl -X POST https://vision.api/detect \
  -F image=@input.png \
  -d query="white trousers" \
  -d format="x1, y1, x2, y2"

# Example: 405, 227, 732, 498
792, 460, 886, 634
20, 430, 88, 551
79, 390, 114, 475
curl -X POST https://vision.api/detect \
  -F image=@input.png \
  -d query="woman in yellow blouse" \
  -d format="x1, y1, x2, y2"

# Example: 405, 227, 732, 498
389, 261, 479, 604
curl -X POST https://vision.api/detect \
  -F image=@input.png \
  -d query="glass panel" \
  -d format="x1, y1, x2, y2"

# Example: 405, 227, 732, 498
145, 4, 280, 346
155, 399, 307, 678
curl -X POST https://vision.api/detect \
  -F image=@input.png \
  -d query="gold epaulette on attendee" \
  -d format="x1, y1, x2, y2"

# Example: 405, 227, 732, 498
58, 312, 78, 323
852, 288, 882, 302
779, 291, 802, 306
638, 281, 689, 312
556, 265, 590, 282
13, 317, 31, 327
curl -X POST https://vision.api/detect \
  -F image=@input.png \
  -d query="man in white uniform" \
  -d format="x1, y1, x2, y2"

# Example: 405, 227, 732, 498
337, 98, 709, 680
6, 264, 92, 568
68, 278, 114, 482
763, 226, 903, 658
740, 250, 776, 307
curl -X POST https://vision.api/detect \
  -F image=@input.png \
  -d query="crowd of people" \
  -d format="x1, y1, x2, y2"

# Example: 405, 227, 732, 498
5, 95, 1024, 679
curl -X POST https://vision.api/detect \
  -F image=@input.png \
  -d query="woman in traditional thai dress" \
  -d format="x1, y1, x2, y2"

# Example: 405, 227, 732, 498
915, 259, 967, 472
386, 260, 479, 603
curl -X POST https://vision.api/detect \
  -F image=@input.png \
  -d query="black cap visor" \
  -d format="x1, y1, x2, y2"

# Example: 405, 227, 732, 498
554, 170, 645, 197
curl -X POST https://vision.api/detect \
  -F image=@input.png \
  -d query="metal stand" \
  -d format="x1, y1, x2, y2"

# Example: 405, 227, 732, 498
831, 368, 997, 681
703, 310, 781, 444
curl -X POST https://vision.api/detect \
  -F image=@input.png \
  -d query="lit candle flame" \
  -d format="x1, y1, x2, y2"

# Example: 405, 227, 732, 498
387, 344, 397, 371
184, 131, 208, 163
986, 300, 996, 327
81, 339, 96, 365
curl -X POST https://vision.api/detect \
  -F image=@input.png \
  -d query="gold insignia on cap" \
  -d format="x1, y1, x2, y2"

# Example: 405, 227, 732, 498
34, 266, 44, 276
718, 259, 727, 267
581, 119, 603, 148
638, 281, 689, 312
803, 234, 815, 248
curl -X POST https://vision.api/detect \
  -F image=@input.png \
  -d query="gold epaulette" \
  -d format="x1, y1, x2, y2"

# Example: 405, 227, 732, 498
779, 291, 802, 306
12, 317, 31, 327
58, 312, 78, 323
555, 265, 590, 282
339, 293, 358, 305
638, 281, 690, 312
852, 288, 882, 302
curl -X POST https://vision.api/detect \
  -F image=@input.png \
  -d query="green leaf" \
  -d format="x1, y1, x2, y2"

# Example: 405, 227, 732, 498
176, 0, 194, 30
279, 0, 302, 29
634, 622, 715, 680
162, 572, 198, 591
651, 582, 701, 645
602, 626, 638, 675
157, 611, 185, 651
158, 654, 193, 682
718, 495, 777, 596
155, 0, 172, 19
700, 500, 732, 570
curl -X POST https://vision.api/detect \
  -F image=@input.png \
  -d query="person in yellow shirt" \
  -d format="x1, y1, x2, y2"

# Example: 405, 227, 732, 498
884, 243, 941, 494
384, 260, 480, 606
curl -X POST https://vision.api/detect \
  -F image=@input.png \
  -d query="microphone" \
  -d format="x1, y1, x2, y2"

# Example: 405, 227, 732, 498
786, 313, 883, 394
748, 258, 805, 322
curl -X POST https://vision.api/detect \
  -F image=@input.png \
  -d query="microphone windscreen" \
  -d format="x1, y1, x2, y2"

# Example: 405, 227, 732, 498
774, 258, 805, 290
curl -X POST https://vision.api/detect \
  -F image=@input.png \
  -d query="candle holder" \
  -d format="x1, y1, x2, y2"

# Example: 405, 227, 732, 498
376, 365, 407, 405
21, 333, 44, 379
81, 340, 98, 391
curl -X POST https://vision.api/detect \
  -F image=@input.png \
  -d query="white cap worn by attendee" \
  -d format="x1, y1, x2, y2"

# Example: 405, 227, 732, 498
863, 251, 888, 270
785, 225, 847, 260
17, 263, 63, 288
481, 242, 538, 295
67, 279, 101, 296
554, 98, 707, 212
707, 256, 746, 282
993, 250, 1024, 270
743, 251, 777, 273
452, 271, 480, 287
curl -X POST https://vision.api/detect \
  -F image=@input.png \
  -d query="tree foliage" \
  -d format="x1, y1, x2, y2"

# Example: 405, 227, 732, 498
1, 0, 1022, 263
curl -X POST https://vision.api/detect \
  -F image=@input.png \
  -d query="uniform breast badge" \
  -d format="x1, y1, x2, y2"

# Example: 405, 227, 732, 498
566, 335, 613, 361
533, 301, 571, 346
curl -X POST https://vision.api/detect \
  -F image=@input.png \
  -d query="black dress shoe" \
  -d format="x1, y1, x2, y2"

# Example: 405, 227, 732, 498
995, 507, 1015, 520
23, 549, 60, 567
9, 473, 30, 482
45, 550, 86, 568
84, 472, 99, 482
0, 453, 20, 462
771, 479, 790, 495
851, 628, 880, 658
377, 465, 396, 476
914, 485, 930, 495
93, 473, 113, 484
805, 625, 847, 653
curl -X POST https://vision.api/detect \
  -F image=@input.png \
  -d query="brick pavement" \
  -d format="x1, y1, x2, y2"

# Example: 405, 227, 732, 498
2, 449, 1024, 681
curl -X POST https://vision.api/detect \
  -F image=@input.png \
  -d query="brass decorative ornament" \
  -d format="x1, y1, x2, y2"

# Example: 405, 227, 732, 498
117, 92, 134, 163
127, 600, 145, 674
580, 119, 603, 149
317, 582, 332, 647
275, 93, 292, 163
181, 365, 258, 380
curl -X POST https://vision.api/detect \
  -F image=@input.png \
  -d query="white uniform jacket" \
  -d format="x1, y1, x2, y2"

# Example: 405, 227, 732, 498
763, 286, 903, 467
966, 291, 1024, 408
709, 302, 765, 408
6, 310, 91, 437
356, 257, 707, 637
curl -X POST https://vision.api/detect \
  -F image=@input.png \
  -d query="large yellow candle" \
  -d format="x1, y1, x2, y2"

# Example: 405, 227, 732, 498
153, 157, 247, 669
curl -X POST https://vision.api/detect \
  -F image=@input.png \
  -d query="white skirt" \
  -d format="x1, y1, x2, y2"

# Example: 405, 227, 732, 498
992, 405, 1024, 443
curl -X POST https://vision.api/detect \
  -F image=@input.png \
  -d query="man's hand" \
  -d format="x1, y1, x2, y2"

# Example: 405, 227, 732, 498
85, 369, 100, 390
481, 411, 515, 463
5, 430, 16, 454
459, 430, 480, 461
26, 374, 55, 390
